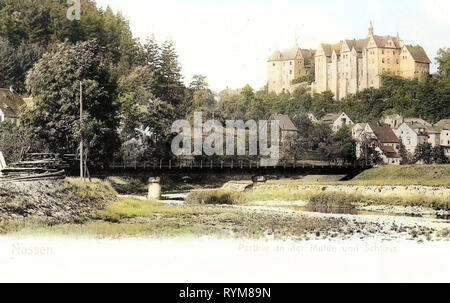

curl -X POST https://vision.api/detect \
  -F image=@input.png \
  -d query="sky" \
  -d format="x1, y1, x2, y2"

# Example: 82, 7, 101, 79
96, 0, 450, 92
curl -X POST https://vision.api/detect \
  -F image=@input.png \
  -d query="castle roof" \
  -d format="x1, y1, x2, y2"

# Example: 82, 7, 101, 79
345, 38, 370, 52
371, 35, 401, 48
405, 45, 431, 64
268, 46, 314, 62
320, 42, 343, 57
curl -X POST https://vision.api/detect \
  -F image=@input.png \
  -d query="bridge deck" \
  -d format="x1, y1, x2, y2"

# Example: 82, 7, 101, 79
107, 159, 370, 170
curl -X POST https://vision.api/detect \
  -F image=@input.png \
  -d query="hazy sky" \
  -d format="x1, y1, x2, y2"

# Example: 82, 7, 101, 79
96, 0, 450, 91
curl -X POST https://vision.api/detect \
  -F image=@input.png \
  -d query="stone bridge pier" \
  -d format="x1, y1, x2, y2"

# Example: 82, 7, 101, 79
148, 177, 161, 200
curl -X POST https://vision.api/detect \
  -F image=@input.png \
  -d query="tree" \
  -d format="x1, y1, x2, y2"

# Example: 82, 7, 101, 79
358, 134, 382, 165
24, 40, 120, 164
332, 126, 356, 164
189, 75, 209, 91
436, 48, 450, 79
0, 122, 33, 163
0, 39, 44, 93
398, 141, 410, 165
432, 146, 449, 164
158, 39, 185, 105
414, 143, 433, 164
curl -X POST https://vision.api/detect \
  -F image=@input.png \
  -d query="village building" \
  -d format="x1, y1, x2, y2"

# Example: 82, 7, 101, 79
434, 119, 450, 158
0, 88, 26, 125
269, 114, 298, 142
312, 22, 431, 100
267, 45, 315, 94
383, 114, 404, 129
352, 123, 367, 140
394, 120, 436, 154
357, 123, 401, 165
320, 112, 354, 132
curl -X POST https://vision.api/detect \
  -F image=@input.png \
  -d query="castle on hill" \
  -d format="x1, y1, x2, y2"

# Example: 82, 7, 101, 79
267, 23, 431, 99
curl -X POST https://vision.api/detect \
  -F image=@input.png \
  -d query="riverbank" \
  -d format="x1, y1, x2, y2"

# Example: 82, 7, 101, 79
2, 196, 449, 242
0, 178, 117, 226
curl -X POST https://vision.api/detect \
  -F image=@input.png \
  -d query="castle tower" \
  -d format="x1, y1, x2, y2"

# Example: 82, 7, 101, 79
368, 21, 374, 36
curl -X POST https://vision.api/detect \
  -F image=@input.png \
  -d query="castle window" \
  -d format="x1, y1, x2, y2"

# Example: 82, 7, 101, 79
396, 59, 400, 64
382, 58, 385, 63
382, 50, 385, 55
273, 63, 275, 67
387, 58, 390, 64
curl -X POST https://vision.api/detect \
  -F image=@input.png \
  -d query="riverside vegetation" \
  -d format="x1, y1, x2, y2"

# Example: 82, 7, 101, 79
0, 165, 449, 241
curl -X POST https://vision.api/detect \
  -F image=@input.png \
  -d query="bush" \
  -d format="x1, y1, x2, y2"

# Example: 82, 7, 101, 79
186, 190, 244, 205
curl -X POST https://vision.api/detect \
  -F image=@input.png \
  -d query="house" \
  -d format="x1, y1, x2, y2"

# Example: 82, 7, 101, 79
434, 119, 450, 158
358, 123, 401, 165
320, 112, 354, 132
394, 120, 435, 154
269, 114, 298, 142
352, 123, 367, 140
0, 88, 26, 125
383, 114, 404, 129
404, 118, 432, 128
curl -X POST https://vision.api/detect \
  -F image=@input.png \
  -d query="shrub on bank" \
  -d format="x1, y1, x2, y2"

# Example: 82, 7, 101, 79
106, 177, 147, 195
186, 190, 245, 205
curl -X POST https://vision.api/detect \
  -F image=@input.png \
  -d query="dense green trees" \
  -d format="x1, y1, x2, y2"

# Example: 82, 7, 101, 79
0, 0, 449, 165
23, 40, 119, 163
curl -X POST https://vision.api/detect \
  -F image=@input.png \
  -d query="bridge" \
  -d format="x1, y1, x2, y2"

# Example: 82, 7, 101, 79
91, 159, 372, 178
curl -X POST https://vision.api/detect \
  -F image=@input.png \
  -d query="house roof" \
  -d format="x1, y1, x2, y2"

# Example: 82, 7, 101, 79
381, 145, 401, 158
404, 118, 432, 127
0, 89, 26, 119
270, 115, 298, 131
320, 113, 350, 126
353, 123, 367, 129
434, 119, 450, 131
405, 45, 431, 64
368, 122, 400, 143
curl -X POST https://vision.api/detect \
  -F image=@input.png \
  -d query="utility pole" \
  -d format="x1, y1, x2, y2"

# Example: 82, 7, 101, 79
80, 81, 84, 180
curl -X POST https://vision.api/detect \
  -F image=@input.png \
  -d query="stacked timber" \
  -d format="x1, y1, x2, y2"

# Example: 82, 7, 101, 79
0, 153, 67, 181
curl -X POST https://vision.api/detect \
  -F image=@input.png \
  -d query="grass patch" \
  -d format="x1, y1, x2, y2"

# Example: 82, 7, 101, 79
242, 186, 450, 210
101, 198, 156, 222
350, 165, 450, 186
64, 178, 118, 203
